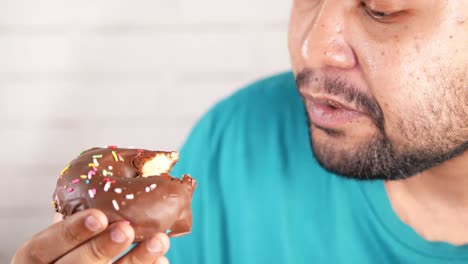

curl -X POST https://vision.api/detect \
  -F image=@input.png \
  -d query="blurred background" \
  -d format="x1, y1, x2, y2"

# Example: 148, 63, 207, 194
0, 0, 291, 261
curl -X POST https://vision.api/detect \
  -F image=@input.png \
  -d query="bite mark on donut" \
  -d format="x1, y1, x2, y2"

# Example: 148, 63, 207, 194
138, 151, 179, 177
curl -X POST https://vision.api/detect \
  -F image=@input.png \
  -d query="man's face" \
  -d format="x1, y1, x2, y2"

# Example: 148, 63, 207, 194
289, 0, 467, 180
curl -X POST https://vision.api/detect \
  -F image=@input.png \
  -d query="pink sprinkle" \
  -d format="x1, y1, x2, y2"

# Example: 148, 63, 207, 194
123, 220, 131, 225
67, 188, 74, 193
93, 167, 98, 172
92, 188, 97, 195
72, 179, 80, 184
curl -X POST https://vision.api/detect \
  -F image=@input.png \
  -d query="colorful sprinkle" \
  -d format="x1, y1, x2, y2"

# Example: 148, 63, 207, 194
111, 151, 118, 161
104, 182, 111, 192
93, 159, 99, 166
126, 194, 134, 200
114, 188, 122, 193
145, 187, 151, 192
112, 200, 120, 210
88, 189, 95, 198
88, 170, 96, 179
108, 145, 118, 149
150, 184, 157, 190
92, 154, 103, 159
85, 180, 90, 184
108, 166, 113, 170
88, 163, 97, 167
137, 149, 144, 153
72, 179, 80, 184
118, 155, 125, 161
102, 178, 116, 184
60, 164, 71, 175
103, 170, 113, 176
67, 187, 74, 193
80, 175, 87, 179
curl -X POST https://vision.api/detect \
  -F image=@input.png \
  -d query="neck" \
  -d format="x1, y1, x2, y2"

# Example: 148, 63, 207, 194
385, 151, 468, 245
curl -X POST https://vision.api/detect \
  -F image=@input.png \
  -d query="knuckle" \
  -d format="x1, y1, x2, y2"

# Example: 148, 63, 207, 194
20, 239, 48, 263
60, 218, 85, 243
86, 239, 108, 261
127, 254, 146, 264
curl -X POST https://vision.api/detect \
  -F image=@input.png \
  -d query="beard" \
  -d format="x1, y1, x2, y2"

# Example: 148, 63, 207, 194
296, 69, 468, 181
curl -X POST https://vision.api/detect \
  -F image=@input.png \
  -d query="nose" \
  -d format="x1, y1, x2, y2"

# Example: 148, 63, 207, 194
301, 2, 356, 70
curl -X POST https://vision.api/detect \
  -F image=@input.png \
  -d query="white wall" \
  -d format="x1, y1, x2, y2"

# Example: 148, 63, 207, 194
0, 0, 291, 261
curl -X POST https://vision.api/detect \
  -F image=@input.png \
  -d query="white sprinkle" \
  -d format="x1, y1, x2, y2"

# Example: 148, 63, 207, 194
93, 158, 99, 166
88, 189, 95, 198
126, 194, 134, 200
108, 166, 113, 170
104, 182, 111, 192
112, 200, 120, 211
145, 187, 151, 192
150, 184, 157, 190
114, 188, 122, 193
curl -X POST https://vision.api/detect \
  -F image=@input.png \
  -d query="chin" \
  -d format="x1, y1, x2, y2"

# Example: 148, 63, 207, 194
309, 125, 412, 181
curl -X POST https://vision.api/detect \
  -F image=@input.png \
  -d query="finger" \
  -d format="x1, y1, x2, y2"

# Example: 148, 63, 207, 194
14, 209, 108, 263
157, 256, 170, 264
55, 222, 135, 264
53, 213, 64, 223
115, 233, 170, 264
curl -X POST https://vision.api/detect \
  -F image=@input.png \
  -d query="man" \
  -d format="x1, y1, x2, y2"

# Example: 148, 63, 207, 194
12, 0, 467, 263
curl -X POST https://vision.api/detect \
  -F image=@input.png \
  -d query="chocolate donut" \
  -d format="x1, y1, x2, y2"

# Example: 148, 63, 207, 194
52, 147, 196, 241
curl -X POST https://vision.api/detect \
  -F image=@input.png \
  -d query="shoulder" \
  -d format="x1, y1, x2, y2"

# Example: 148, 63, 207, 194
211, 71, 298, 116
197, 71, 301, 136
173, 71, 308, 176
173, 70, 304, 171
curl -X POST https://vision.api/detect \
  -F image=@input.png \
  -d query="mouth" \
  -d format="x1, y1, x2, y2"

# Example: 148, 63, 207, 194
302, 94, 369, 129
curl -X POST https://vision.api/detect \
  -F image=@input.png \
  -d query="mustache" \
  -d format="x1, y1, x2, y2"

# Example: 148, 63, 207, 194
295, 69, 386, 133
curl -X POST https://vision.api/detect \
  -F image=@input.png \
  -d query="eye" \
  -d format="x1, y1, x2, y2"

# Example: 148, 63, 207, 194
361, 2, 395, 22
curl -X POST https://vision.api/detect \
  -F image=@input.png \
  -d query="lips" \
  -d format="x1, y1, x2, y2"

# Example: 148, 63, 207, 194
301, 93, 369, 128
304, 94, 364, 114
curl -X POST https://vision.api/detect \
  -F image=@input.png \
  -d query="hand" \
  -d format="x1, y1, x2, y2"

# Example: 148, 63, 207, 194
11, 209, 170, 264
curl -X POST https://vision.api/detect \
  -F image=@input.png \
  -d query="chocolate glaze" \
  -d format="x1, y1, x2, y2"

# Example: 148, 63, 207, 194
53, 147, 196, 242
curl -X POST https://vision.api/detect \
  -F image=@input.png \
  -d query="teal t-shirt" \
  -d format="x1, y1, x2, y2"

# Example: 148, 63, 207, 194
167, 72, 468, 263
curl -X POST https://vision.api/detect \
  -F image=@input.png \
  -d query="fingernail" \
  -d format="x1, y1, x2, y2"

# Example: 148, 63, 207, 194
147, 237, 163, 254
110, 226, 128, 243
85, 215, 102, 232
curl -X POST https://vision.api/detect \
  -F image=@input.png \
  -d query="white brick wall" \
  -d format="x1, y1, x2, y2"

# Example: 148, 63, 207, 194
0, 0, 292, 261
